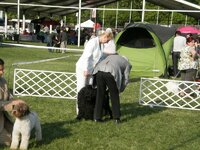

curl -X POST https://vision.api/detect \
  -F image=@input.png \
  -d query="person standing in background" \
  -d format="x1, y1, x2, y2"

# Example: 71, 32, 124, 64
178, 37, 198, 96
60, 27, 68, 53
172, 31, 186, 77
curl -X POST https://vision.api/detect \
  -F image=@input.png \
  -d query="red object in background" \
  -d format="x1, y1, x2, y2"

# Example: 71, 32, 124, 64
93, 23, 101, 29
177, 26, 200, 34
196, 79, 200, 82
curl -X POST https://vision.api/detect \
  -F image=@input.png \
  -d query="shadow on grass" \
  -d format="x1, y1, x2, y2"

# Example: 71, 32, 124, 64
0, 145, 8, 149
129, 77, 141, 83
29, 119, 77, 148
120, 102, 166, 122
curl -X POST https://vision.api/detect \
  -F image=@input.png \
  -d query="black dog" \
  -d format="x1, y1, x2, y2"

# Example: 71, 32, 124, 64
76, 85, 112, 120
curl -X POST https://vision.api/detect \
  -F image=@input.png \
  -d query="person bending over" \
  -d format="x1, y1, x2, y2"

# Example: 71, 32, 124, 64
93, 54, 132, 123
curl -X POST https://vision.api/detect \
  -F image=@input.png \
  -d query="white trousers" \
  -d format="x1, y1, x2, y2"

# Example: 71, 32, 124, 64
76, 67, 87, 115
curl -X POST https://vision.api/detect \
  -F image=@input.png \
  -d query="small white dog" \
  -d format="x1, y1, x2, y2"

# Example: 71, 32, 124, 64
10, 101, 42, 150
165, 81, 180, 95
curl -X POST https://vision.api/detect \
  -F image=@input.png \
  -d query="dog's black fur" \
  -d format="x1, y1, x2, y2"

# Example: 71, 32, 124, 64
77, 85, 112, 120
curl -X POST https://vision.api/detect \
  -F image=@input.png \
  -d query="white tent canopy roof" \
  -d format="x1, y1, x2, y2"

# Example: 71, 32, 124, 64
75, 19, 94, 30
10, 19, 31, 23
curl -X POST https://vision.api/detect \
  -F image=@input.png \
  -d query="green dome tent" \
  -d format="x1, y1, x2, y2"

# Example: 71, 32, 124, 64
115, 23, 176, 77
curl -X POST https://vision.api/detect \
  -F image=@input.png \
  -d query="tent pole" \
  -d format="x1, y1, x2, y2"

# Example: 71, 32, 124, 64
141, 0, 145, 22
185, 15, 187, 26
170, 11, 173, 26
4, 10, 7, 39
129, 1, 133, 23
156, 6, 159, 24
63, 16, 66, 26
49, 13, 52, 33
77, 0, 81, 47
17, 0, 20, 43
94, 9, 97, 33
17, 0, 20, 35
102, 5, 105, 30
115, 1, 119, 29
22, 13, 25, 32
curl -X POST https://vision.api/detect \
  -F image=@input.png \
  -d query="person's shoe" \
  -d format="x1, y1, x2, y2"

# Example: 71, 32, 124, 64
114, 119, 121, 124
94, 119, 104, 123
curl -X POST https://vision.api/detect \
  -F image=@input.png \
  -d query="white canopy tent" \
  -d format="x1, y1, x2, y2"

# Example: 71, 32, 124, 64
75, 19, 94, 30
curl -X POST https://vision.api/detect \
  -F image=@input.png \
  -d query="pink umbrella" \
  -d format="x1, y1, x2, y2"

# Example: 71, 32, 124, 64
177, 26, 200, 34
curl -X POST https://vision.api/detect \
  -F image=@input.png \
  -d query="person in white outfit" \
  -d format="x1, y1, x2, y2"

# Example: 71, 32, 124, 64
172, 31, 186, 77
75, 31, 113, 114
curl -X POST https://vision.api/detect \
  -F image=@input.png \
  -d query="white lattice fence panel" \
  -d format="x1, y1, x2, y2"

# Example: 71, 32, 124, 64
13, 69, 77, 99
139, 78, 200, 111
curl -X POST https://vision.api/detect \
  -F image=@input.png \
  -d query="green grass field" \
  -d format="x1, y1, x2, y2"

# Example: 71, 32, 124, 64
1, 44, 200, 150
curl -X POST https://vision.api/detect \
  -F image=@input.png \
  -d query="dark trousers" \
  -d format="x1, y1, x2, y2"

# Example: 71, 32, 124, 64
94, 71, 120, 120
172, 52, 180, 76
181, 69, 197, 81
180, 69, 197, 93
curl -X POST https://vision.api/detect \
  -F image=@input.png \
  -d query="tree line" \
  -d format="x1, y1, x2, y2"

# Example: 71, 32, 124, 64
6, 0, 200, 29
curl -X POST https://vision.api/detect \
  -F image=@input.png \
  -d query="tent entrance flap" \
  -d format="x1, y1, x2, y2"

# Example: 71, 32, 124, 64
117, 28, 155, 48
